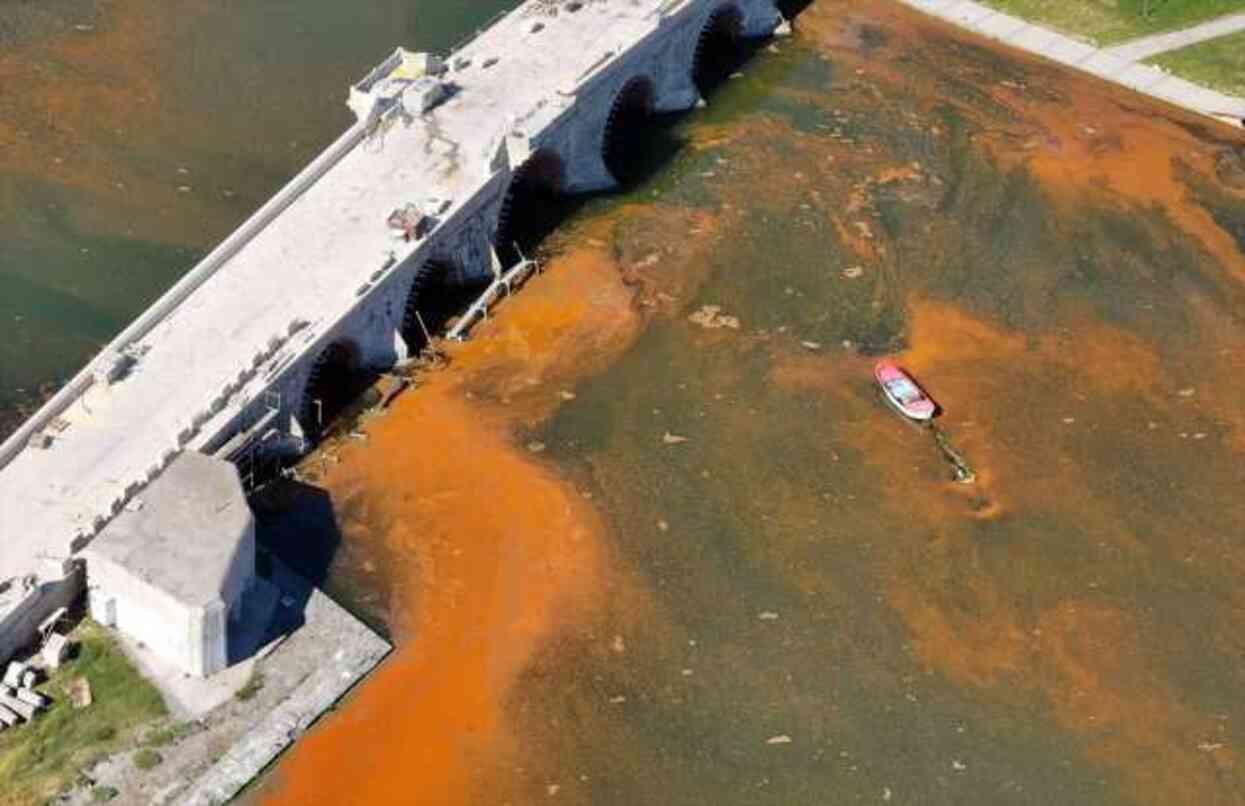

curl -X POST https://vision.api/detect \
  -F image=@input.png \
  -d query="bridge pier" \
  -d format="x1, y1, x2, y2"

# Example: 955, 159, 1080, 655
562, 151, 617, 195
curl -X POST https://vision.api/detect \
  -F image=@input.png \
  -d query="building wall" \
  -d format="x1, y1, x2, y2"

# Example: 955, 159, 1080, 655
84, 554, 241, 678
219, 523, 256, 619
0, 566, 84, 668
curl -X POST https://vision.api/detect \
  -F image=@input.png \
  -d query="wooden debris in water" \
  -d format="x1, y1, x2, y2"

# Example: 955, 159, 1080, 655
688, 305, 741, 330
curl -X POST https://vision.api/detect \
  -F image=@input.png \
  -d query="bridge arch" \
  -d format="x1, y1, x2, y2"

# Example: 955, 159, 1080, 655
399, 255, 473, 354
691, 4, 745, 96
297, 338, 370, 442
602, 75, 657, 186
494, 148, 566, 267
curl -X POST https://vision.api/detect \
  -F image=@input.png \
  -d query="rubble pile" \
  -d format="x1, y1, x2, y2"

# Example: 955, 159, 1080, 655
0, 660, 52, 731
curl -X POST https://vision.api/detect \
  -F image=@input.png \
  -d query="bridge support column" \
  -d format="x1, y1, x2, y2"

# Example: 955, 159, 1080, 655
562, 150, 617, 195
740, 2, 783, 37
655, 84, 700, 113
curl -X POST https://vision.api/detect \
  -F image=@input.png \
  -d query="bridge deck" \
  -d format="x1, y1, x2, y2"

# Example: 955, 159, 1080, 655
0, 0, 679, 584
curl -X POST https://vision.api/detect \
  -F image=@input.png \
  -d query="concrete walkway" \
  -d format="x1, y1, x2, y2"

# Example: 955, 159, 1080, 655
897, 0, 1245, 128
1104, 12, 1245, 62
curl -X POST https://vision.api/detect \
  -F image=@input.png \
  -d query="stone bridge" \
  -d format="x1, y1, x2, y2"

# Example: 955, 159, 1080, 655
0, 0, 785, 643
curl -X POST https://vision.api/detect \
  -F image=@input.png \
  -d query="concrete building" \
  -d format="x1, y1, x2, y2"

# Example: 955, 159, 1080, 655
83, 452, 255, 678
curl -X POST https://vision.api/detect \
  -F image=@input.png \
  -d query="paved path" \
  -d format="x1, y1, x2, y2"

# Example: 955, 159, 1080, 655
1104, 12, 1245, 62
898, 0, 1245, 128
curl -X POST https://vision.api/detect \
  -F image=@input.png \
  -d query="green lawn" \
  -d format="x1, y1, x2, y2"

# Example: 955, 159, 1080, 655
978, 0, 1245, 44
1149, 29, 1245, 96
0, 622, 167, 806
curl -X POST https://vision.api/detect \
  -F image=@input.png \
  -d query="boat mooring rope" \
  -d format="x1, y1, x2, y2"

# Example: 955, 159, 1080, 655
929, 424, 976, 484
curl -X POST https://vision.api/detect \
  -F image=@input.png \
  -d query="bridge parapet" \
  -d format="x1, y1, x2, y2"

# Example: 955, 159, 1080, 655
0, 0, 783, 597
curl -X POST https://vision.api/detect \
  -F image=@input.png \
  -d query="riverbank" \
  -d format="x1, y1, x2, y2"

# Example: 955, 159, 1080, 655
899, 0, 1245, 128
23, 560, 389, 806
1149, 29, 1245, 99
976, 0, 1245, 44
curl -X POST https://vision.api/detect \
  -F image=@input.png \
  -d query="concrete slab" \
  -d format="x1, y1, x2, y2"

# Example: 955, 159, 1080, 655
114, 577, 279, 719
1105, 12, 1245, 62
117, 626, 257, 720
1114, 63, 1171, 93
86, 453, 252, 610
1032, 35, 1097, 66
1078, 50, 1132, 79
1001, 24, 1061, 54
902, 0, 958, 13
58, 557, 390, 805
898, 0, 1244, 130
974, 11, 1030, 41
946, 2, 997, 27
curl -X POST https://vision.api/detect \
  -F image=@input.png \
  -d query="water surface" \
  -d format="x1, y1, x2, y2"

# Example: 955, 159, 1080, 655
257, 2, 1245, 804
6, 0, 1245, 804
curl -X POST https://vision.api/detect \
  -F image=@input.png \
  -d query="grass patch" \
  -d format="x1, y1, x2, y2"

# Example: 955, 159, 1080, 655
235, 671, 264, 702
0, 621, 166, 806
1149, 29, 1245, 96
142, 720, 196, 748
132, 748, 162, 770
977, 0, 1245, 43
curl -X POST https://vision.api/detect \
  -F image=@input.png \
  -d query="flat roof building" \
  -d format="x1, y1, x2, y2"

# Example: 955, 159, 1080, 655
83, 452, 255, 678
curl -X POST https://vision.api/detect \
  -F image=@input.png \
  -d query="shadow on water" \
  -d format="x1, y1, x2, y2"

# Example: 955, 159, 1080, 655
775, 0, 816, 19
251, 481, 341, 587
250, 476, 394, 638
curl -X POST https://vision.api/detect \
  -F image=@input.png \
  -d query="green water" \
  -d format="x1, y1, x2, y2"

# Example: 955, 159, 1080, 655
489, 8, 1245, 804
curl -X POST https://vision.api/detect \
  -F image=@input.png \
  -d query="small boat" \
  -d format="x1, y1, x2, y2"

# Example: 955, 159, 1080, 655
875, 360, 937, 422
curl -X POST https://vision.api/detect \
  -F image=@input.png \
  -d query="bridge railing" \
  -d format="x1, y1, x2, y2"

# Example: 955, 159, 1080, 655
0, 121, 368, 473
442, 7, 516, 60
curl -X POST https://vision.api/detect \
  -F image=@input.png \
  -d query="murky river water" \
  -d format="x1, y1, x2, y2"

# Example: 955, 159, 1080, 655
7, 0, 1245, 804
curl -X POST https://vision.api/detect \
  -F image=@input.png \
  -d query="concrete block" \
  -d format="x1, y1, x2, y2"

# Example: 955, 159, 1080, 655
1115, 63, 1169, 92
42, 634, 71, 669
1040, 37, 1097, 67
26, 431, 53, 451
947, 2, 996, 27
974, 11, 1028, 41
1004, 24, 1060, 55
38, 606, 67, 635
904, 0, 958, 11
1079, 51, 1130, 79
93, 349, 135, 385
14, 688, 47, 709
0, 693, 35, 721
2, 662, 26, 688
